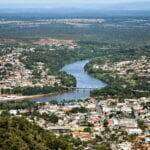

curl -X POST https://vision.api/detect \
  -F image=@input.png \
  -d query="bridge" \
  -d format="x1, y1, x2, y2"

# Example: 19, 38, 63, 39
69, 87, 100, 90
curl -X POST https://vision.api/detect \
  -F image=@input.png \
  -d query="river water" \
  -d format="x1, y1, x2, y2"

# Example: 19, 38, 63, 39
33, 60, 106, 102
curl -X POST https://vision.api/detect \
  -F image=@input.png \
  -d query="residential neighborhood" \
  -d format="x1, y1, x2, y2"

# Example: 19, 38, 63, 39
3, 95, 149, 149
0, 46, 61, 90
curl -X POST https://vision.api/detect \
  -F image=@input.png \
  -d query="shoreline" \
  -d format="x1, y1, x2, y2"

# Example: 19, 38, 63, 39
0, 88, 75, 102
0, 92, 62, 102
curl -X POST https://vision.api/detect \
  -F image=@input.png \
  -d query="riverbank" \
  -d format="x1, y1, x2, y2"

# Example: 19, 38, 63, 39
0, 93, 59, 102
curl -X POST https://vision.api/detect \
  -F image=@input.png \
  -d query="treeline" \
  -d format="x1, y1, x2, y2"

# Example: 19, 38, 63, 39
67, 107, 89, 114
23, 110, 59, 125
0, 101, 37, 110
0, 85, 68, 96
91, 85, 150, 100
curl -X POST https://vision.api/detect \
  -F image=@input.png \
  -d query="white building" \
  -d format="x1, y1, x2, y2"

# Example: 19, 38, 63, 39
9, 110, 17, 115
126, 128, 142, 135
118, 142, 132, 150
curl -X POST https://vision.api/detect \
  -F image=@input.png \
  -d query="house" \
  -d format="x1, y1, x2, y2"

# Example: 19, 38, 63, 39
72, 131, 94, 141
112, 118, 119, 126
9, 110, 17, 115
119, 119, 138, 128
88, 115, 100, 125
126, 128, 142, 135
145, 137, 150, 144
120, 105, 132, 115
117, 142, 132, 150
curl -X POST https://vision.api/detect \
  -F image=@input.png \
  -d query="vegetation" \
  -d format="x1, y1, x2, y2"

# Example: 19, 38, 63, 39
0, 116, 82, 150
0, 101, 37, 110
84, 127, 92, 133
96, 143, 110, 150
60, 72, 76, 87
24, 111, 59, 124
67, 107, 89, 114
0, 85, 68, 96
1, 17, 150, 48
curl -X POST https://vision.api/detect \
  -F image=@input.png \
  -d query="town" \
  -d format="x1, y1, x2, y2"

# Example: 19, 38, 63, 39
1, 95, 149, 149
0, 46, 61, 89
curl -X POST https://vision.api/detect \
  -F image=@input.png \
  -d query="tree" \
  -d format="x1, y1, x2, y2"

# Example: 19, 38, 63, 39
96, 143, 110, 150
84, 127, 92, 133
103, 119, 108, 128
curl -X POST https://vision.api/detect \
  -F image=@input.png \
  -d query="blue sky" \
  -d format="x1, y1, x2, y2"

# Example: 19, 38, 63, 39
0, 0, 148, 4
1, 0, 150, 10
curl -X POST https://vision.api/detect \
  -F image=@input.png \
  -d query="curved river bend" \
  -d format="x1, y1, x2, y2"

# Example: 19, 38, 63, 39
33, 60, 106, 102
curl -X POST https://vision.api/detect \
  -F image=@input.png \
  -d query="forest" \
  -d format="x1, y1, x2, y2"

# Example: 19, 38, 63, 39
0, 116, 83, 150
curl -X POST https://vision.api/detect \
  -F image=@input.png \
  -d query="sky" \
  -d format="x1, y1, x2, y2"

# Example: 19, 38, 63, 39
0, 0, 148, 4
0, 0, 150, 10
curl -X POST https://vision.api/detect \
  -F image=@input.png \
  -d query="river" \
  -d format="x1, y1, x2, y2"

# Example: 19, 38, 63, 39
33, 60, 106, 102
